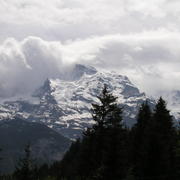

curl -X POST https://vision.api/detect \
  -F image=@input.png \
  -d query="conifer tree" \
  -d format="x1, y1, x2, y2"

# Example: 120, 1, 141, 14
145, 97, 177, 179
59, 85, 129, 179
176, 124, 180, 179
57, 85, 129, 179
77, 85, 117, 179
131, 102, 152, 178
99, 87, 128, 180
81, 85, 128, 180
91, 84, 119, 128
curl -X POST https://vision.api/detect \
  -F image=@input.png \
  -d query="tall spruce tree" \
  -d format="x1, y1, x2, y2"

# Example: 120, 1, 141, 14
131, 102, 152, 179
91, 85, 119, 128
57, 85, 129, 180
98, 87, 128, 180
76, 85, 115, 179
79, 85, 128, 180
145, 97, 177, 179
176, 123, 180, 179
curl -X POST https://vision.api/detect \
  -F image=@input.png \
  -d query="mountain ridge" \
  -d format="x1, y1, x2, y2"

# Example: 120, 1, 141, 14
0, 64, 156, 139
0, 117, 71, 173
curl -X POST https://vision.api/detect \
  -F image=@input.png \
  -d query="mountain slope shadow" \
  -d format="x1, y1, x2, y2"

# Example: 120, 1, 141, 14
0, 117, 71, 174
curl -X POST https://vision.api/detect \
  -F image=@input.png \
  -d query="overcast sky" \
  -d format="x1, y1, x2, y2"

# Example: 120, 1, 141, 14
0, 0, 180, 97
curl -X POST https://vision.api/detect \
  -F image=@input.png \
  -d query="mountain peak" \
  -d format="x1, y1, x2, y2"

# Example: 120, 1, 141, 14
74, 64, 97, 75
0, 66, 155, 139
32, 78, 52, 98
67, 64, 97, 81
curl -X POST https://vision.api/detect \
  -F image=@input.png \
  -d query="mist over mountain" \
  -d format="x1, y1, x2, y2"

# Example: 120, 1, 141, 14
0, 64, 156, 139
0, 35, 180, 99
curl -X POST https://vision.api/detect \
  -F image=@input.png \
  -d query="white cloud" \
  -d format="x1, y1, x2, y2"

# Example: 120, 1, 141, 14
0, 0, 180, 41
0, 1, 180, 97
0, 37, 65, 96
0, 31, 180, 97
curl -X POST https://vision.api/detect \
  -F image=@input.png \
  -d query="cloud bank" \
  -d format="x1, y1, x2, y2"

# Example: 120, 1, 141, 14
0, 31, 180, 97
0, 0, 180, 41
0, 0, 180, 98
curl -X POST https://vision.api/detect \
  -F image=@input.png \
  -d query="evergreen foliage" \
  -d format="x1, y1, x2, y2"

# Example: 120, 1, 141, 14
0, 88, 180, 180
176, 124, 180, 178
130, 102, 152, 178
130, 97, 178, 180
37, 94, 180, 180
53, 85, 128, 180
145, 97, 177, 179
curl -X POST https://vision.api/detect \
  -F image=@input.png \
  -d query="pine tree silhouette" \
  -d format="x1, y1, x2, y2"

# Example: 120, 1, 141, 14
131, 102, 152, 178
145, 97, 177, 180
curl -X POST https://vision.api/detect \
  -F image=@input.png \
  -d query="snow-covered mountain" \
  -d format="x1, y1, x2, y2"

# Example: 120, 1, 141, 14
0, 64, 155, 139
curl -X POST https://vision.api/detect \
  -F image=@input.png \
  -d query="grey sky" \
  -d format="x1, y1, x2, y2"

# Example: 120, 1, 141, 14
0, 0, 180, 97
